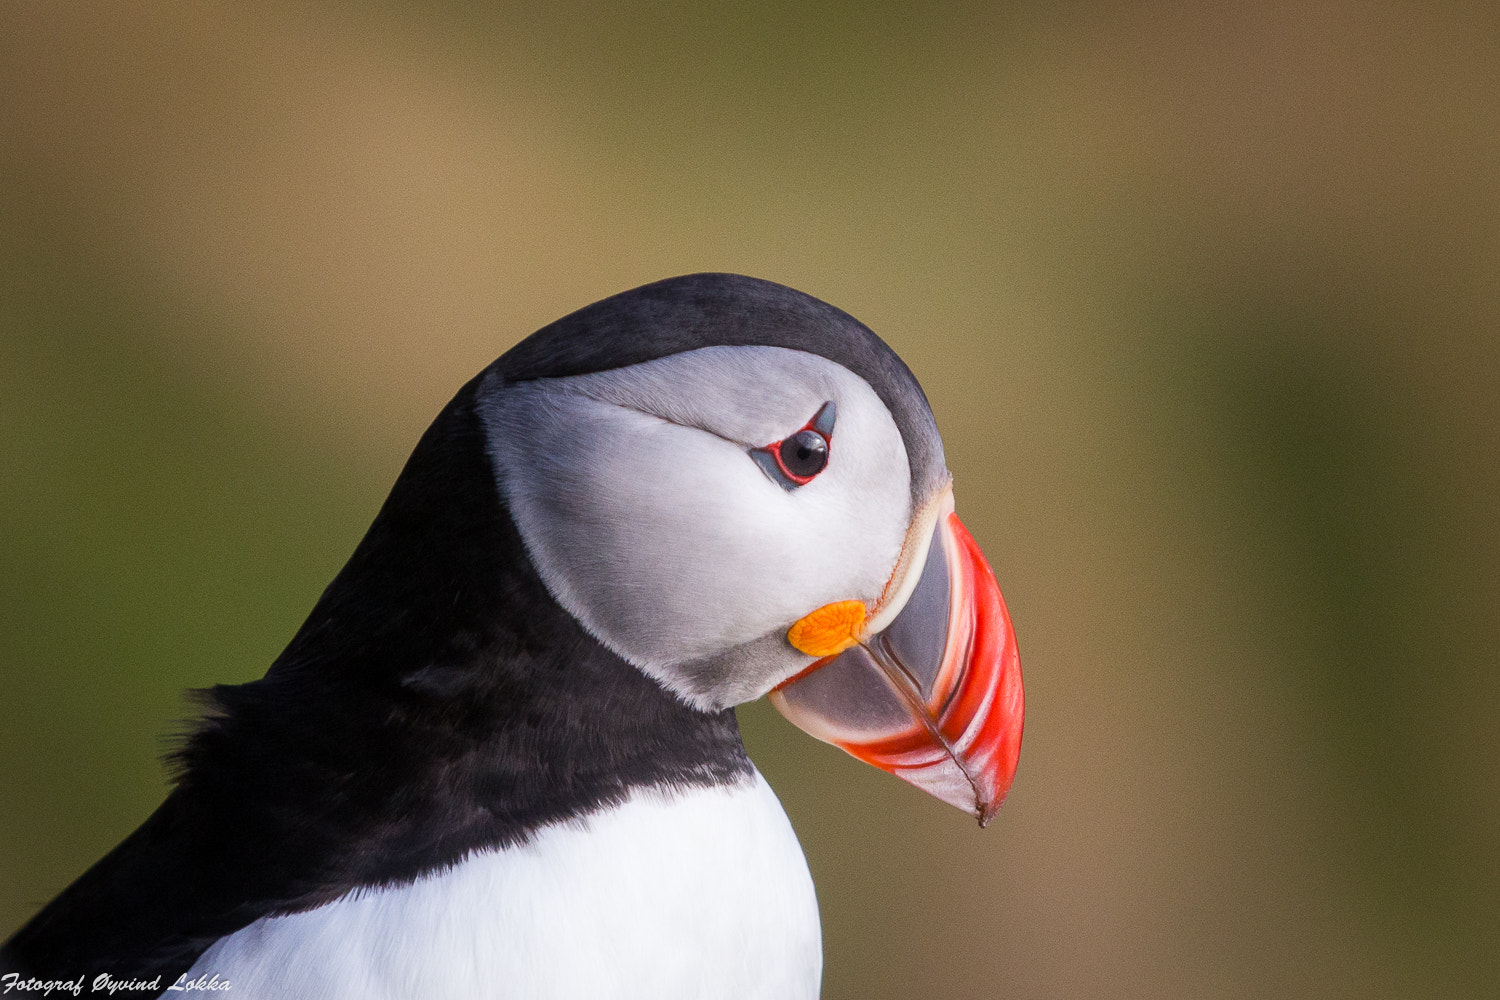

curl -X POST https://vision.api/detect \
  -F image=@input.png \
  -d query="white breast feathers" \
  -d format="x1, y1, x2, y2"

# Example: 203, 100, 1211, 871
183, 773, 821, 1000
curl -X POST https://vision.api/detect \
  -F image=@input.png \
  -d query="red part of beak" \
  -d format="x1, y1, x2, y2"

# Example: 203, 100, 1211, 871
770, 511, 1024, 825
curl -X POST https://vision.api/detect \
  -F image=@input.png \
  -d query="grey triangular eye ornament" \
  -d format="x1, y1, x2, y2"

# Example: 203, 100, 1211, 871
769, 488, 1025, 826
750, 401, 837, 490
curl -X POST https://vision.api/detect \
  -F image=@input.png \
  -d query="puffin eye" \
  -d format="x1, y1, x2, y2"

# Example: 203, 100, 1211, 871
750, 401, 837, 492
778, 431, 828, 479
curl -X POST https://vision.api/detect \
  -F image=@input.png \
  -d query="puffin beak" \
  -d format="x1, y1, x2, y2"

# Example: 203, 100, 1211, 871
769, 492, 1024, 825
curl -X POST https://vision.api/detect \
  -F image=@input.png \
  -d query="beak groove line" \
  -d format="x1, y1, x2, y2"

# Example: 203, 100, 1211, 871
771, 504, 1025, 827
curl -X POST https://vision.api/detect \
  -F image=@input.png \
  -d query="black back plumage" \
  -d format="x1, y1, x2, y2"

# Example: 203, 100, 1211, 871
1, 273, 934, 990
1, 374, 750, 986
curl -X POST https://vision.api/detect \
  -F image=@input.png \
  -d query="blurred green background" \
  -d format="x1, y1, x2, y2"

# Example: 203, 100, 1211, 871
2, 3, 1496, 997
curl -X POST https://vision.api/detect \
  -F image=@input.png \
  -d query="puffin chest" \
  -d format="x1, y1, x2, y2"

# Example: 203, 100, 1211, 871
183, 774, 821, 1000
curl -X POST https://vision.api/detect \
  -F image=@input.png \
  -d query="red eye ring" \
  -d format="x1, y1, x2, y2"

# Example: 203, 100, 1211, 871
749, 401, 837, 492
771, 430, 829, 484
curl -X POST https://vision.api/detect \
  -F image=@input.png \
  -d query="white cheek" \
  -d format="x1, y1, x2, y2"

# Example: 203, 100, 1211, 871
494, 394, 905, 668
479, 347, 916, 701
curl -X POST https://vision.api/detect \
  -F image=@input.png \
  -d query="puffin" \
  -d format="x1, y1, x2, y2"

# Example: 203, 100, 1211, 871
0, 273, 1024, 999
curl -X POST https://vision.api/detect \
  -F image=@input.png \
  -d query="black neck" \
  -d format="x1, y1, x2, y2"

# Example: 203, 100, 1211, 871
3, 375, 750, 985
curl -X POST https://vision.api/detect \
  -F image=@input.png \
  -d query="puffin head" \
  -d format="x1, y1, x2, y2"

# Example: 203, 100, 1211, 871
475, 273, 1023, 824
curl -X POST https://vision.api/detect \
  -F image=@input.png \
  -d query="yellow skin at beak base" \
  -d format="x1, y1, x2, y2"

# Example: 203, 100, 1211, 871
786, 600, 867, 657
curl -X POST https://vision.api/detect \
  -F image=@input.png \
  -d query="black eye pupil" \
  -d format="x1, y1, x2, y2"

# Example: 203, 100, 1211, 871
779, 430, 828, 479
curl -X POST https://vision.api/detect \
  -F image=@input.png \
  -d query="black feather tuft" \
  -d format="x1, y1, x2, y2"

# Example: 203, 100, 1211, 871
2, 372, 750, 988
